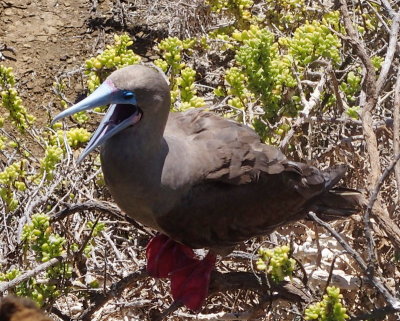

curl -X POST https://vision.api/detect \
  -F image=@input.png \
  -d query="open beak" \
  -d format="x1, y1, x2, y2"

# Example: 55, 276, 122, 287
52, 80, 141, 163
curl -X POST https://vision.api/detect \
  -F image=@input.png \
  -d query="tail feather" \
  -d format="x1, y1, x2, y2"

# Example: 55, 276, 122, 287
311, 166, 363, 220
312, 188, 362, 219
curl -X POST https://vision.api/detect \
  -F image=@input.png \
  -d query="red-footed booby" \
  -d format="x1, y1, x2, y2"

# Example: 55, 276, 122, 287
52, 64, 360, 311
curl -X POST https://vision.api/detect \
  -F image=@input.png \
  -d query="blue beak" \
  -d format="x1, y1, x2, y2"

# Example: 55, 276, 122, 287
52, 80, 140, 163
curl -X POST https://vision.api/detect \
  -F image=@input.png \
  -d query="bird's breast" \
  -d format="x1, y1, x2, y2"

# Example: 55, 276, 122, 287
100, 153, 182, 232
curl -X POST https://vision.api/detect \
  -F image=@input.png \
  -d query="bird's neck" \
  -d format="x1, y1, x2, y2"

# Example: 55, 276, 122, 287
100, 122, 169, 228
102, 120, 166, 172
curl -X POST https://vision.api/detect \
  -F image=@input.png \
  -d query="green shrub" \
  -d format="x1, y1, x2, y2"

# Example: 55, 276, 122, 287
305, 286, 349, 321
256, 245, 296, 283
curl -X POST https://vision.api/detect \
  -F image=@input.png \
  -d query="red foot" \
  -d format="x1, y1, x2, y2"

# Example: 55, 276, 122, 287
146, 234, 216, 311
170, 252, 216, 311
146, 234, 196, 278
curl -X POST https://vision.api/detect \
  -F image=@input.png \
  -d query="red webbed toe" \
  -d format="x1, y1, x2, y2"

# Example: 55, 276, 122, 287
146, 234, 217, 310
170, 252, 216, 311
146, 234, 176, 277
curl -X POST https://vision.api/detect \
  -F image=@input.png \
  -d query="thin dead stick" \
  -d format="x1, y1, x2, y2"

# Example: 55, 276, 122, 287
366, 153, 400, 214
279, 71, 327, 149
376, 11, 400, 95
0, 254, 67, 293
394, 69, 400, 201
101, 230, 123, 260
308, 212, 400, 309
152, 301, 183, 321
364, 153, 400, 269
79, 269, 149, 321
209, 270, 310, 303
307, 213, 367, 271
328, 67, 346, 113
50, 200, 152, 235
50, 306, 72, 321
50, 201, 123, 222
366, 1, 390, 33
380, 0, 396, 18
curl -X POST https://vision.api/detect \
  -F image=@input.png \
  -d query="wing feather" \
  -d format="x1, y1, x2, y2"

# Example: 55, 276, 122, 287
158, 109, 357, 252
166, 109, 288, 185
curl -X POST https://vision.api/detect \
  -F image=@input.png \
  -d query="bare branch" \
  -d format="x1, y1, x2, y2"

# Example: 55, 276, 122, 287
77, 268, 311, 321
366, 153, 400, 215
79, 269, 148, 321
279, 71, 327, 149
308, 212, 400, 309
376, 11, 400, 94
50, 200, 153, 235
394, 68, 400, 200
337, 0, 380, 179
380, 0, 396, 18
0, 254, 67, 293
337, 0, 400, 254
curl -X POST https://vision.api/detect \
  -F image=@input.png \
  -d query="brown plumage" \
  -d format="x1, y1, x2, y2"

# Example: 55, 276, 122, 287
53, 64, 360, 310
0, 297, 51, 321
98, 67, 359, 253
156, 109, 358, 252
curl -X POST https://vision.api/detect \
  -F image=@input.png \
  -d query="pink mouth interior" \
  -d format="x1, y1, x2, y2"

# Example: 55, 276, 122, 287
97, 104, 141, 141
111, 104, 139, 124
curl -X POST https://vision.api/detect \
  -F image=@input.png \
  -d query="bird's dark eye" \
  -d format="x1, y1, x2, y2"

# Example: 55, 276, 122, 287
122, 90, 135, 100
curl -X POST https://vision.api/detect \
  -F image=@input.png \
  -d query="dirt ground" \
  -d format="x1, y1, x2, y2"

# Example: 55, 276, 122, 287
2, 0, 90, 115
0, 0, 178, 123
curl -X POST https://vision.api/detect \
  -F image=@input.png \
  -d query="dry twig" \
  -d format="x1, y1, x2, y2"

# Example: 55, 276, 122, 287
394, 68, 400, 200
0, 254, 67, 293
337, 0, 400, 254
308, 212, 400, 310
279, 69, 327, 149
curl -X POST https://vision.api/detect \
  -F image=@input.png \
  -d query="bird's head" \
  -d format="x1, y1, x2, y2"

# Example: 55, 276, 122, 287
52, 64, 170, 162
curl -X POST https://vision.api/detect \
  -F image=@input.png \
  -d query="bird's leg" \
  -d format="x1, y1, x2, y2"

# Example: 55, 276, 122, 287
146, 233, 216, 311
